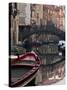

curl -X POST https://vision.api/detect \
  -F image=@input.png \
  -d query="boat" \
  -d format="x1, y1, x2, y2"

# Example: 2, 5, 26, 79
9, 52, 41, 87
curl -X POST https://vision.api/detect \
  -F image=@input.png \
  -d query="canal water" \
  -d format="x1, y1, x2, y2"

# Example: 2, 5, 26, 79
35, 58, 65, 85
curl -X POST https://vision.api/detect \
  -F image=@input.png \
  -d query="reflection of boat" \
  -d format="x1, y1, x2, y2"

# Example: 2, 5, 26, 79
10, 52, 40, 87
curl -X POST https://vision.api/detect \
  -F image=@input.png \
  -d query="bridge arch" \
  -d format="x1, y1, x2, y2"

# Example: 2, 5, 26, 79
21, 26, 65, 41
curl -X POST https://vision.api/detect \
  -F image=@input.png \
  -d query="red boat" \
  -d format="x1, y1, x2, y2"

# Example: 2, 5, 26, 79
9, 52, 41, 87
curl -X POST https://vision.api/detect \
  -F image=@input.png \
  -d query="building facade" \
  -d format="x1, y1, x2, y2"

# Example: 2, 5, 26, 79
17, 3, 31, 25
10, 3, 65, 45
31, 4, 43, 25
10, 3, 31, 44
43, 5, 65, 30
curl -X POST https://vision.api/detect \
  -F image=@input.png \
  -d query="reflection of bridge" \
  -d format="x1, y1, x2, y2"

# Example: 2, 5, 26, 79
10, 52, 41, 87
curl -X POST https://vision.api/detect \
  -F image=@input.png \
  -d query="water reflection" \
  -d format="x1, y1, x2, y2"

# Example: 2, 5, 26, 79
36, 60, 65, 85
